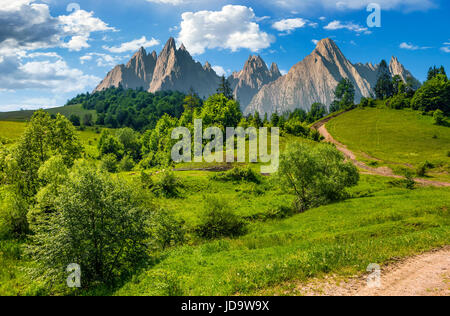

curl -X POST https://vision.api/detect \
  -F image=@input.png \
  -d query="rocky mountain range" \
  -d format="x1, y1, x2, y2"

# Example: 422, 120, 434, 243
94, 37, 420, 115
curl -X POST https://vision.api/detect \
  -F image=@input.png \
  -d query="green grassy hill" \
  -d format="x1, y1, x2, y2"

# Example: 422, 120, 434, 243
0, 104, 97, 122
326, 108, 450, 182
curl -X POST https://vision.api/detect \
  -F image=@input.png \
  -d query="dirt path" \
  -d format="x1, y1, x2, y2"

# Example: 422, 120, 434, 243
297, 247, 450, 296
314, 118, 450, 187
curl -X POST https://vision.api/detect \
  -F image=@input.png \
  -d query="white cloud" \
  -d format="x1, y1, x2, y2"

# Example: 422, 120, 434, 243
319, 16, 327, 21
441, 47, 450, 53
80, 53, 123, 67
0, 55, 100, 93
212, 66, 227, 76
103, 36, 160, 53
271, 0, 436, 12
0, 2, 116, 54
272, 18, 308, 32
324, 20, 371, 34
178, 5, 274, 55
312, 39, 319, 45
399, 42, 431, 50
59, 9, 116, 51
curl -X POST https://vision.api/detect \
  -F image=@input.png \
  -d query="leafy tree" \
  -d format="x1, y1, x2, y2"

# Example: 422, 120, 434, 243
116, 128, 141, 161
199, 94, 242, 130
69, 115, 81, 126
28, 162, 152, 287
375, 60, 394, 99
12, 111, 81, 196
307, 103, 327, 123
433, 109, 445, 126
271, 112, 280, 127
386, 93, 410, 109
277, 143, 359, 212
216, 76, 234, 100
411, 74, 450, 114
332, 78, 355, 111
101, 153, 118, 173
392, 75, 405, 95
82, 114, 94, 126
0, 187, 29, 239
427, 65, 447, 81
183, 88, 203, 111
98, 130, 124, 159
119, 155, 135, 172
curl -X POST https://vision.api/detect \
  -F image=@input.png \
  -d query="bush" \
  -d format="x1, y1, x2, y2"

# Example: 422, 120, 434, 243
0, 187, 29, 239
277, 143, 359, 212
153, 171, 183, 198
195, 197, 247, 240
149, 209, 185, 250
386, 94, 410, 109
211, 166, 261, 183
416, 161, 433, 177
28, 163, 152, 288
101, 153, 118, 173
404, 171, 416, 190
433, 109, 445, 126
119, 155, 135, 172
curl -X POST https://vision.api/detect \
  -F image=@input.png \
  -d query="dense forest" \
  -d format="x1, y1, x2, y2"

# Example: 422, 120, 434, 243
67, 88, 187, 130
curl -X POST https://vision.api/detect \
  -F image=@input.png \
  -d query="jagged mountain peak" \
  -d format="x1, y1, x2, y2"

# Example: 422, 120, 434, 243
270, 63, 281, 78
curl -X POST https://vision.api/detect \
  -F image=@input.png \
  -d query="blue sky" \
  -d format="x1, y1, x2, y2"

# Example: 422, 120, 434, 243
0, 0, 449, 111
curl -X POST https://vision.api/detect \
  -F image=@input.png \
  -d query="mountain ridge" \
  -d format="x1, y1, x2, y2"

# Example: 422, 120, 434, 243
94, 37, 420, 115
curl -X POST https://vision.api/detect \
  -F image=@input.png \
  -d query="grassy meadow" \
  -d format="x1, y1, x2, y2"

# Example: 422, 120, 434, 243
0, 107, 449, 296
0, 104, 96, 122
326, 108, 450, 181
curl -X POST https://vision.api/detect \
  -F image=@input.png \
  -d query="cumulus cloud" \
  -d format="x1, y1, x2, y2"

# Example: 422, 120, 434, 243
399, 42, 431, 50
146, 0, 190, 4
178, 5, 274, 55
80, 53, 123, 67
0, 1, 115, 54
312, 39, 319, 45
0, 55, 100, 93
103, 36, 160, 53
441, 47, 450, 53
212, 66, 227, 76
324, 20, 371, 34
272, 18, 308, 32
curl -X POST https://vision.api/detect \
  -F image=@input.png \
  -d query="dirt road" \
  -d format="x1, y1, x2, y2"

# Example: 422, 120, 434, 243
297, 247, 450, 296
314, 118, 450, 187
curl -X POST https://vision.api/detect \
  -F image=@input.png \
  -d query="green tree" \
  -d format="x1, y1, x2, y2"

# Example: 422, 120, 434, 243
216, 76, 234, 100
98, 130, 124, 159
82, 114, 94, 126
199, 94, 242, 130
12, 111, 81, 196
69, 114, 81, 126
427, 65, 447, 81
307, 103, 327, 123
411, 74, 450, 114
28, 162, 152, 287
375, 60, 394, 99
277, 143, 359, 212
332, 78, 355, 111
433, 109, 445, 126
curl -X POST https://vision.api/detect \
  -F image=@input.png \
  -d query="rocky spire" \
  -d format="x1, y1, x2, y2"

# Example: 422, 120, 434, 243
270, 63, 282, 79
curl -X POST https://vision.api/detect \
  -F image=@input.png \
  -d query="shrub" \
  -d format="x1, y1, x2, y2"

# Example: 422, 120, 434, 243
153, 171, 183, 198
0, 187, 29, 239
119, 155, 135, 172
433, 109, 445, 126
211, 166, 261, 183
149, 209, 185, 250
416, 161, 433, 177
386, 94, 410, 109
28, 163, 152, 288
140, 171, 154, 189
277, 143, 359, 212
404, 171, 416, 190
101, 153, 118, 173
195, 196, 247, 240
